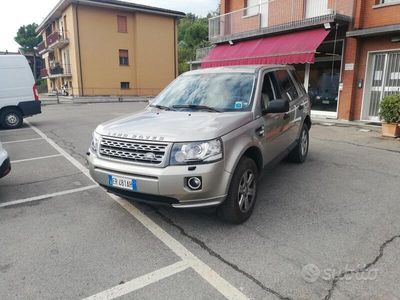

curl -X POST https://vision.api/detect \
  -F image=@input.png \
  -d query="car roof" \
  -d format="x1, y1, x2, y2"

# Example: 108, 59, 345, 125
183, 65, 293, 76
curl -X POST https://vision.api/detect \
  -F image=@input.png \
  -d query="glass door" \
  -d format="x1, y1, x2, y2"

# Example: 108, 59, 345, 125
364, 52, 400, 121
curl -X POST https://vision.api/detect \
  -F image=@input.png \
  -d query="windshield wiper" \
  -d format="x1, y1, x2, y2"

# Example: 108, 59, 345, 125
150, 104, 174, 111
172, 105, 221, 113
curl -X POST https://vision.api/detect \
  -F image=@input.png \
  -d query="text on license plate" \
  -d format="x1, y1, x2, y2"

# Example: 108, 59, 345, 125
108, 175, 137, 191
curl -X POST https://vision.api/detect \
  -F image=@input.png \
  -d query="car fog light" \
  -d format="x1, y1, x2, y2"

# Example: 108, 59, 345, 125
186, 177, 202, 190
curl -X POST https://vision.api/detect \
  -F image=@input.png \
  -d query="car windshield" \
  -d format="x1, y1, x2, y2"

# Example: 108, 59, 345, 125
151, 73, 256, 112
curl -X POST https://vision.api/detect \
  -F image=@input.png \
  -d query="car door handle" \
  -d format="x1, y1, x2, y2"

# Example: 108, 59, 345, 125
256, 126, 265, 137
298, 104, 304, 110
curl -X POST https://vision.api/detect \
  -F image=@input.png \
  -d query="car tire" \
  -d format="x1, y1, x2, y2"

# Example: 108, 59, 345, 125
288, 123, 309, 163
217, 157, 258, 224
0, 108, 23, 129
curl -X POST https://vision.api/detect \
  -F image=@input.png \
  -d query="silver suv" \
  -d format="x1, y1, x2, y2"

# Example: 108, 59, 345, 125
87, 65, 311, 223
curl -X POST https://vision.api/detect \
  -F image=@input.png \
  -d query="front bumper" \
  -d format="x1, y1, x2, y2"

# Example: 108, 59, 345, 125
0, 154, 11, 178
87, 152, 231, 208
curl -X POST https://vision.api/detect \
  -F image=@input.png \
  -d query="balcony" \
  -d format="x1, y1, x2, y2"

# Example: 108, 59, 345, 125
47, 30, 69, 50
40, 64, 72, 78
209, 0, 354, 44
37, 41, 46, 55
37, 30, 69, 55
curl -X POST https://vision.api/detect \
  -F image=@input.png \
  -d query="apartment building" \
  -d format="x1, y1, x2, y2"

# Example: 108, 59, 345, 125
203, 0, 400, 121
37, 0, 185, 97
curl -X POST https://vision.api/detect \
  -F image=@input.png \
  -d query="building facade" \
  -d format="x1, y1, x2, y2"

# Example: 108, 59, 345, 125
37, 0, 184, 97
205, 0, 400, 121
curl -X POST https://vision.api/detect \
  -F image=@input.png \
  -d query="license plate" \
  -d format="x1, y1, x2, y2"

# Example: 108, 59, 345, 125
322, 100, 330, 105
108, 175, 137, 191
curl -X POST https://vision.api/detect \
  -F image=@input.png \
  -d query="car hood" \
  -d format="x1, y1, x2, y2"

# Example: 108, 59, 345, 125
96, 108, 254, 142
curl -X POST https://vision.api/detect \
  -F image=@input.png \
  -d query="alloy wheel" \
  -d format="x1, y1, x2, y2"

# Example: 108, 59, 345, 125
238, 169, 256, 213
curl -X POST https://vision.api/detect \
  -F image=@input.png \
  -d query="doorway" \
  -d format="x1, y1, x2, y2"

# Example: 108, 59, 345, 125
363, 51, 400, 121
306, 0, 328, 18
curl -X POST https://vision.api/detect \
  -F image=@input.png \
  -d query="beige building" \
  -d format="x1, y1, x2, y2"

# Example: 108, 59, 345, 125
37, 0, 185, 97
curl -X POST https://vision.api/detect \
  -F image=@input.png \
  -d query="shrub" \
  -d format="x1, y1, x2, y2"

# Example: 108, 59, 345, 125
379, 94, 400, 123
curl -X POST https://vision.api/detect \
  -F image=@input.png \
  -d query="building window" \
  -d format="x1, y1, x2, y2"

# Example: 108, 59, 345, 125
245, 0, 259, 16
119, 50, 129, 65
117, 16, 127, 33
121, 82, 130, 89
378, 0, 400, 4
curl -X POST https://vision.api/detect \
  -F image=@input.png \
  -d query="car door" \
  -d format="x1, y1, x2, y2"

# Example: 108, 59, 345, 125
274, 69, 302, 147
258, 71, 289, 164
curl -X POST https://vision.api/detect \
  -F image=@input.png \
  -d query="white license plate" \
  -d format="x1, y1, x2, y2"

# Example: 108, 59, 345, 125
108, 175, 137, 191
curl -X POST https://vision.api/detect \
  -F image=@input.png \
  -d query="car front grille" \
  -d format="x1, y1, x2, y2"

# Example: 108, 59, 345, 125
99, 138, 168, 165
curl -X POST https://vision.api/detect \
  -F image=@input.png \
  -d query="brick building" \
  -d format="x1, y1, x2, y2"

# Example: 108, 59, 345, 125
203, 0, 400, 121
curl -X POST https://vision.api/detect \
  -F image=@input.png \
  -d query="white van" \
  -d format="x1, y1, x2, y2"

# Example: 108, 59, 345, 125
0, 55, 41, 129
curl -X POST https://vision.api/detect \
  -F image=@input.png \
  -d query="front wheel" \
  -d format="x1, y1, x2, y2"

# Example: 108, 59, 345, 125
217, 157, 258, 224
287, 123, 309, 163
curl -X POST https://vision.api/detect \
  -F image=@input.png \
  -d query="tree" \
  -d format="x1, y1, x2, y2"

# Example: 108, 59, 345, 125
15, 23, 42, 80
177, 15, 210, 74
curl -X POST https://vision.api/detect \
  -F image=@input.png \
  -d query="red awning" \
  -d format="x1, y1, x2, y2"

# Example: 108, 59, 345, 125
202, 28, 330, 68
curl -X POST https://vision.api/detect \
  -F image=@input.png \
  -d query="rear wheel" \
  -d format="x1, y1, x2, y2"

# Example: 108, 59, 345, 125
288, 123, 309, 163
0, 108, 23, 129
217, 157, 258, 224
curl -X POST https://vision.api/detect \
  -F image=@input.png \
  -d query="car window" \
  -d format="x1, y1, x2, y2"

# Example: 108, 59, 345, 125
290, 70, 306, 96
275, 70, 299, 101
152, 73, 256, 112
261, 72, 280, 109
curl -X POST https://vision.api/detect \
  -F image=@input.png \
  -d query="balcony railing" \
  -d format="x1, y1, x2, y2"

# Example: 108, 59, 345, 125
47, 30, 68, 48
209, 0, 354, 43
41, 64, 72, 78
40, 68, 48, 78
37, 41, 46, 54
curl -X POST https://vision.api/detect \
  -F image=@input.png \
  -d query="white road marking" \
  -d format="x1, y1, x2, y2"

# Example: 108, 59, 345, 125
11, 154, 63, 164
84, 261, 190, 300
0, 128, 35, 133
26, 122, 249, 300
0, 185, 98, 208
3, 138, 44, 144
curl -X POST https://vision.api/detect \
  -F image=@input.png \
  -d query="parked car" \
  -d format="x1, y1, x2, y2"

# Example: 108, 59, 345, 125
87, 65, 311, 223
0, 140, 11, 178
0, 55, 41, 129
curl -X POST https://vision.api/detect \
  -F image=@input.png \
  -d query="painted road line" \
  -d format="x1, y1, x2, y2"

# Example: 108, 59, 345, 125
110, 194, 249, 300
27, 122, 249, 300
3, 138, 44, 144
0, 128, 35, 133
84, 261, 190, 300
11, 154, 63, 164
0, 185, 98, 208
27, 122, 94, 181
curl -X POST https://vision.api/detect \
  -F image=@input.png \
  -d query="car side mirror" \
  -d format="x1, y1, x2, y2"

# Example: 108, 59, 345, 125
263, 99, 290, 114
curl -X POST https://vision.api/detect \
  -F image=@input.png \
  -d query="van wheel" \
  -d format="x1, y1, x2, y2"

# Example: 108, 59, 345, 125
0, 108, 23, 129
288, 123, 309, 163
217, 157, 258, 224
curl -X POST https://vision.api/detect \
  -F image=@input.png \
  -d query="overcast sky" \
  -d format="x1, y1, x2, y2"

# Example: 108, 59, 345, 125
0, 0, 219, 52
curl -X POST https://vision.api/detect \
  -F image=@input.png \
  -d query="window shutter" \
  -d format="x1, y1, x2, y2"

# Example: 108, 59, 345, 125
117, 16, 127, 33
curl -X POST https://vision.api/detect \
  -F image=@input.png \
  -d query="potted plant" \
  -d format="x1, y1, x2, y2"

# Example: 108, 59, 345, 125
379, 94, 400, 138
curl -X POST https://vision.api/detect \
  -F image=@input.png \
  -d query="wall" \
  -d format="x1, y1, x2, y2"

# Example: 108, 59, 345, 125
357, 0, 400, 29
76, 5, 176, 96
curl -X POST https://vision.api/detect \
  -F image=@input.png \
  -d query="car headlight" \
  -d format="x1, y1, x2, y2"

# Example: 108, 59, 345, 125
90, 132, 101, 153
170, 139, 223, 165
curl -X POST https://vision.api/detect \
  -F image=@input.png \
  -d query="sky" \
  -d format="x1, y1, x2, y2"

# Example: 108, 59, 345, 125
0, 0, 219, 52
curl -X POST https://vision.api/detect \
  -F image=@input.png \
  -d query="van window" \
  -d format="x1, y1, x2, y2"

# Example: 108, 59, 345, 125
275, 70, 299, 101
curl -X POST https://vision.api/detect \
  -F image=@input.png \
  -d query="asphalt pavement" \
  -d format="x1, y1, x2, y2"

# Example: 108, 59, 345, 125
1, 102, 399, 300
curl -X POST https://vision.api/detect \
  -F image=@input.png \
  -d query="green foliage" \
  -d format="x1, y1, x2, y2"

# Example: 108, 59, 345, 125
177, 14, 210, 74
15, 23, 42, 50
379, 94, 400, 123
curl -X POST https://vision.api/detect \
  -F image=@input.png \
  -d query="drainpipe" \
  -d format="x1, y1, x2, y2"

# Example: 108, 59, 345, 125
76, 2, 84, 96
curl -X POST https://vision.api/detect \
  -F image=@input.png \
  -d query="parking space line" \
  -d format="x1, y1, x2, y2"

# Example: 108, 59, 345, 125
11, 154, 63, 164
26, 122, 249, 300
0, 185, 98, 208
84, 260, 190, 300
3, 138, 44, 144
0, 128, 34, 133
